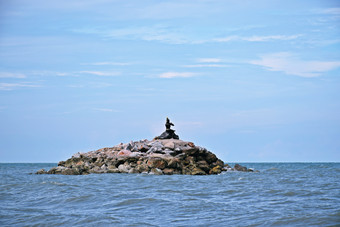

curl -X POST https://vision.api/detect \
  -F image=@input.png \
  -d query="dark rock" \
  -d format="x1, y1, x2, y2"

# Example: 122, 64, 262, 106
36, 169, 46, 174
224, 163, 231, 168
191, 167, 206, 175
234, 164, 248, 172
58, 161, 66, 166
197, 160, 210, 173
150, 168, 163, 175
62, 168, 82, 175
163, 168, 174, 175
147, 158, 167, 169
128, 168, 140, 174
209, 165, 222, 174
205, 152, 218, 164
167, 158, 181, 169
135, 163, 149, 173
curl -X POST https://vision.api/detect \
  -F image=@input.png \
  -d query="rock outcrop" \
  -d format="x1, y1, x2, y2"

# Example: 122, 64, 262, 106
36, 118, 258, 175
36, 139, 257, 175
36, 139, 221, 175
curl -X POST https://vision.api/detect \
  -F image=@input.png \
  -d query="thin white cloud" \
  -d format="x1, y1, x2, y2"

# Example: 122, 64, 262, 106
56, 72, 78, 77
32, 71, 80, 77
67, 83, 113, 88
79, 71, 120, 76
250, 52, 340, 77
0, 72, 26, 79
197, 58, 222, 63
0, 82, 41, 91
47, 71, 120, 77
183, 58, 229, 68
82, 62, 131, 66
158, 72, 197, 78
73, 26, 190, 44
213, 36, 238, 42
243, 35, 302, 42
73, 24, 302, 45
67, 84, 85, 88
214, 34, 302, 42
319, 8, 340, 15
91, 82, 113, 88
93, 108, 120, 112
183, 64, 229, 68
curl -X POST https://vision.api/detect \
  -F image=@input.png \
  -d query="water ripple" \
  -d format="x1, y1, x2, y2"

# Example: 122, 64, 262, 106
0, 163, 339, 226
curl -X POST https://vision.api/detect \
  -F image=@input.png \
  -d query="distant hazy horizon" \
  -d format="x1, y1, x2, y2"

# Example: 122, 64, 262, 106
1, 0, 339, 163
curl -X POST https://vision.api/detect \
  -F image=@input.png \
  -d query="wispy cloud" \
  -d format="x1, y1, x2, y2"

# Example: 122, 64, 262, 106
214, 34, 302, 42
82, 62, 131, 66
56, 72, 78, 77
319, 7, 340, 15
197, 58, 222, 63
73, 25, 302, 45
72, 26, 191, 44
183, 58, 229, 68
244, 35, 302, 42
67, 84, 85, 88
37, 70, 120, 77
79, 71, 121, 76
67, 83, 113, 88
93, 108, 120, 112
91, 82, 113, 88
183, 64, 229, 68
250, 52, 340, 77
0, 72, 26, 78
0, 82, 41, 91
158, 72, 198, 78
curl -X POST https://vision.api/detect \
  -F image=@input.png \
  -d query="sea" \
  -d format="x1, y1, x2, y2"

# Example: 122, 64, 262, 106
0, 163, 339, 226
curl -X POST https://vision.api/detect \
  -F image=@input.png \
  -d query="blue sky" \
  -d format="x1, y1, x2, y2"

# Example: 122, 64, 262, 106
1, 0, 339, 162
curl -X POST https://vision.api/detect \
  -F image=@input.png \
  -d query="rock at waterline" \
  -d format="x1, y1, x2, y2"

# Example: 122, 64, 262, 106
35, 118, 258, 175
36, 139, 223, 175
35, 139, 258, 175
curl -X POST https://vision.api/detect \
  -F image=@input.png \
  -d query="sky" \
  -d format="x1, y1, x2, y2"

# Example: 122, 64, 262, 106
0, 0, 340, 163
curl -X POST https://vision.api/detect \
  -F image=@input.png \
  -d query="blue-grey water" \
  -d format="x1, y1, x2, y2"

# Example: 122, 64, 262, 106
0, 163, 339, 226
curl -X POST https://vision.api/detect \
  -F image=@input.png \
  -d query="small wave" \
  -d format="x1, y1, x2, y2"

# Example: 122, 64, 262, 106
282, 191, 297, 196
267, 189, 281, 194
221, 189, 238, 193
183, 192, 213, 197
115, 198, 162, 207
41, 181, 68, 186
265, 167, 278, 172
65, 195, 93, 203
1, 163, 339, 227
156, 189, 181, 194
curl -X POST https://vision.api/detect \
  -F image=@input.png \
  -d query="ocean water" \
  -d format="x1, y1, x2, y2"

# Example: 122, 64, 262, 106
0, 163, 339, 226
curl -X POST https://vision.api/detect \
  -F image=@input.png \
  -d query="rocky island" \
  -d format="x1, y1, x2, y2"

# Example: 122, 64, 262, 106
36, 118, 255, 175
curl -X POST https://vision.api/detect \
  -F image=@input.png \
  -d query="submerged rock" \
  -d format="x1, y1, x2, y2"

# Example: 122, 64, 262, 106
222, 163, 259, 172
